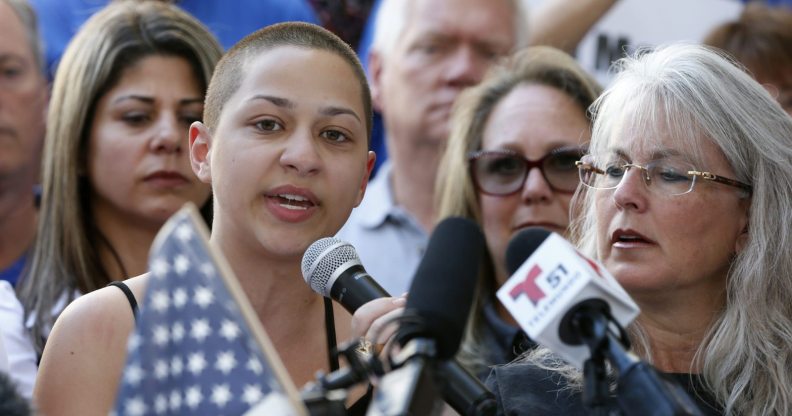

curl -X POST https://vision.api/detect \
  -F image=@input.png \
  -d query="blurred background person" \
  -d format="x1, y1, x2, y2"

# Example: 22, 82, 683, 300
435, 46, 601, 379
34, 21, 376, 415
488, 44, 792, 415
17, 0, 220, 360
0, 280, 36, 400
0, 0, 47, 287
337, 0, 528, 296
704, 2, 792, 115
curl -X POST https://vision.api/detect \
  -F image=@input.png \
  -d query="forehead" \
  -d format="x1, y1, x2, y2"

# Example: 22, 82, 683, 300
220, 46, 365, 119
0, 2, 33, 59
403, 0, 516, 48
483, 84, 590, 149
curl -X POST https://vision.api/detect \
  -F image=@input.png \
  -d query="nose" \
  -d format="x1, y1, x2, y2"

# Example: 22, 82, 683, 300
612, 167, 649, 212
521, 167, 553, 203
443, 45, 489, 88
149, 113, 182, 154
279, 128, 321, 176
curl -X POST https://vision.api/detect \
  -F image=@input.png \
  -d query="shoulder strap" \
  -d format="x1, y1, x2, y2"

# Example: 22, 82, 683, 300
107, 281, 138, 321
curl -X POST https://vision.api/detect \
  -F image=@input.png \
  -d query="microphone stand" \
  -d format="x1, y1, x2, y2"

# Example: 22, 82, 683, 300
569, 300, 704, 416
367, 338, 444, 416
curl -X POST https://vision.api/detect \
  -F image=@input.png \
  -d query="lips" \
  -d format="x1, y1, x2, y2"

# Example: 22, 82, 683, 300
143, 171, 190, 188
611, 228, 656, 246
514, 222, 566, 234
264, 185, 319, 221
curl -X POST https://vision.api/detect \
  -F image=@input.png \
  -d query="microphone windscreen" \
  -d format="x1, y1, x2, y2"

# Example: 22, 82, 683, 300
302, 237, 360, 297
401, 217, 485, 359
505, 227, 552, 275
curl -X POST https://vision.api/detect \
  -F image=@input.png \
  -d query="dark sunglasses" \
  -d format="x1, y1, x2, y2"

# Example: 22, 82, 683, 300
468, 146, 585, 196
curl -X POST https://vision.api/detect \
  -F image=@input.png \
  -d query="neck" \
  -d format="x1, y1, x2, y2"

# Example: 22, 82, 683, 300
636, 291, 723, 373
93, 207, 161, 281
209, 224, 324, 326
0, 178, 38, 268
387, 138, 443, 232
208, 226, 348, 387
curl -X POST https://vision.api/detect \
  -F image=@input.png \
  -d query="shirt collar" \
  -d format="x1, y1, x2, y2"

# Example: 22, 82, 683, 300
482, 299, 532, 356
357, 161, 400, 228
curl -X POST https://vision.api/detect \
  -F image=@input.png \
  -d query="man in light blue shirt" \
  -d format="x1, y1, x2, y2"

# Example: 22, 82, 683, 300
336, 0, 527, 294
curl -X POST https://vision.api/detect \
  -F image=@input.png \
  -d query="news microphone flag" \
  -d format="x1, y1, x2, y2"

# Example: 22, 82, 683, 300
112, 204, 307, 416
496, 232, 640, 369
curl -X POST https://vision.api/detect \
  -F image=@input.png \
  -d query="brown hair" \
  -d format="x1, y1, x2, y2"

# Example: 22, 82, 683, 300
204, 22, 373, 145
704, 3, 792, 83
18, 0, 222, 355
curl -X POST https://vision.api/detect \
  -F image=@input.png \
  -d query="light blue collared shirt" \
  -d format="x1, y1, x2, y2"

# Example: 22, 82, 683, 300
335, 162, 428, 295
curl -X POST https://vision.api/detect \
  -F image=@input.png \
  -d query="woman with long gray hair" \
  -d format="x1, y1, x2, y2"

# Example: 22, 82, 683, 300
488, 43, 792, 415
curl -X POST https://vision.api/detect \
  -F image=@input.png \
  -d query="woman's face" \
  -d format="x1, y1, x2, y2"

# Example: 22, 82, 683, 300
193, 46, 374, 259
593, 129, 749, 305
478, 83, 590, 285
88, 55, 210, 228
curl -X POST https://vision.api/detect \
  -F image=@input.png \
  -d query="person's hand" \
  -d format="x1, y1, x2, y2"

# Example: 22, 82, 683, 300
351, 294, 407, 355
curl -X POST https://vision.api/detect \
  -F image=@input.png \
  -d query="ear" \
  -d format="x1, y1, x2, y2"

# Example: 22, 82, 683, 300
189, 121, 213, 183
368, 51, 386, 113
734, 204, 750, 254
354, 151, 377, 207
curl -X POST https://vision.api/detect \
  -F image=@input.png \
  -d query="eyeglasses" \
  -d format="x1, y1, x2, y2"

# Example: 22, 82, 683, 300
468, 147, 584, 196
575, 154, 752, 196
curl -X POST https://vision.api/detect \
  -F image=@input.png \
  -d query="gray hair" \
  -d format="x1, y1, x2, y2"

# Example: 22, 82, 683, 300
2, 0, 44, 72
370, 0, 529, 58
529, 43, 792, 415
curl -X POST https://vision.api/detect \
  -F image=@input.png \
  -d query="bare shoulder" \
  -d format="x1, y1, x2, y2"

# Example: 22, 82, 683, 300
34, 274, 151, 415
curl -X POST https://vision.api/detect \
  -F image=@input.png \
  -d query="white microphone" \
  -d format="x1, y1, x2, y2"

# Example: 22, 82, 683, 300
496, 228, 640, 369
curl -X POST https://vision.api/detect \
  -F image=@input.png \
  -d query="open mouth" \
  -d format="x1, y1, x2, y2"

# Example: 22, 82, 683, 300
272, 193, 315, 211
612, 229, 654, 245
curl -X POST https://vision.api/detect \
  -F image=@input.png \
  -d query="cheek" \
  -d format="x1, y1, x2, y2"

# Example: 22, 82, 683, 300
480, 196, 514, 257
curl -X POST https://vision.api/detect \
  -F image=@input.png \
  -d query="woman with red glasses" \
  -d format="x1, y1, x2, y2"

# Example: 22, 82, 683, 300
434, 46, 602, 379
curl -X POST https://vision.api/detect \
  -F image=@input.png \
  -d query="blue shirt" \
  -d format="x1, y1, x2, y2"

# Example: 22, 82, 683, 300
335, 162, 428, 295
0, 255, 26, 287
30, 0, 320, 80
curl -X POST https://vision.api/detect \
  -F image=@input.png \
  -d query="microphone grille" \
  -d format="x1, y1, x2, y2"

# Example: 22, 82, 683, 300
301, 237, 359, 296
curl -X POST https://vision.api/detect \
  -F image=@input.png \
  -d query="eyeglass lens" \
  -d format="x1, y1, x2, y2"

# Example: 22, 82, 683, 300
473, 149, 581, 195
579, 154, 697, 196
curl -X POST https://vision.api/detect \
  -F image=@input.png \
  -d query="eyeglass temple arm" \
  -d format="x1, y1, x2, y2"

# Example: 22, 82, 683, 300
575, 161, 604, 174
687, 170, 752, 193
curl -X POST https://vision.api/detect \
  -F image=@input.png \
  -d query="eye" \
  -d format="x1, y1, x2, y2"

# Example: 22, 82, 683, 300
547, 151, 582, 172
121, 112, 151, 126
254, 119, 283, 132
485, 155, 523, 176
653, 165, 691, 182
320, 129, 349, 143
180, 113, 202, 125
0, 63, 23, 80
604, 163, 626, 178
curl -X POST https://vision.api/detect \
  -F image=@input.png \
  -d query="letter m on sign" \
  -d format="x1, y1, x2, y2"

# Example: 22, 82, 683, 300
509, 264, 545, 306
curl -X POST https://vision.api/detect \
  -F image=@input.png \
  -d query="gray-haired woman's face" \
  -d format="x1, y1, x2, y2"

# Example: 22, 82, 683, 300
592, 127, 749, 306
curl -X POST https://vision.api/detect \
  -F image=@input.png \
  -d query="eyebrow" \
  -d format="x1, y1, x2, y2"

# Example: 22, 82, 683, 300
609, 147, 683, 161
319, 105, 361, 123
247, 94, 295, 109
248, 94, 361, 122
112, 95, 203, 106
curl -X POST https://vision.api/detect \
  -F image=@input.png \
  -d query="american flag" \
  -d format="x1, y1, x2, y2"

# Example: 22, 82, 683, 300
113, 205, 307, 416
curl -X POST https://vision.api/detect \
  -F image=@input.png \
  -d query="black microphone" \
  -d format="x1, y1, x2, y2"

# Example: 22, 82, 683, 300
394, 217, 483, 360
302, 217, 495, 416
302, 237, 388, 314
